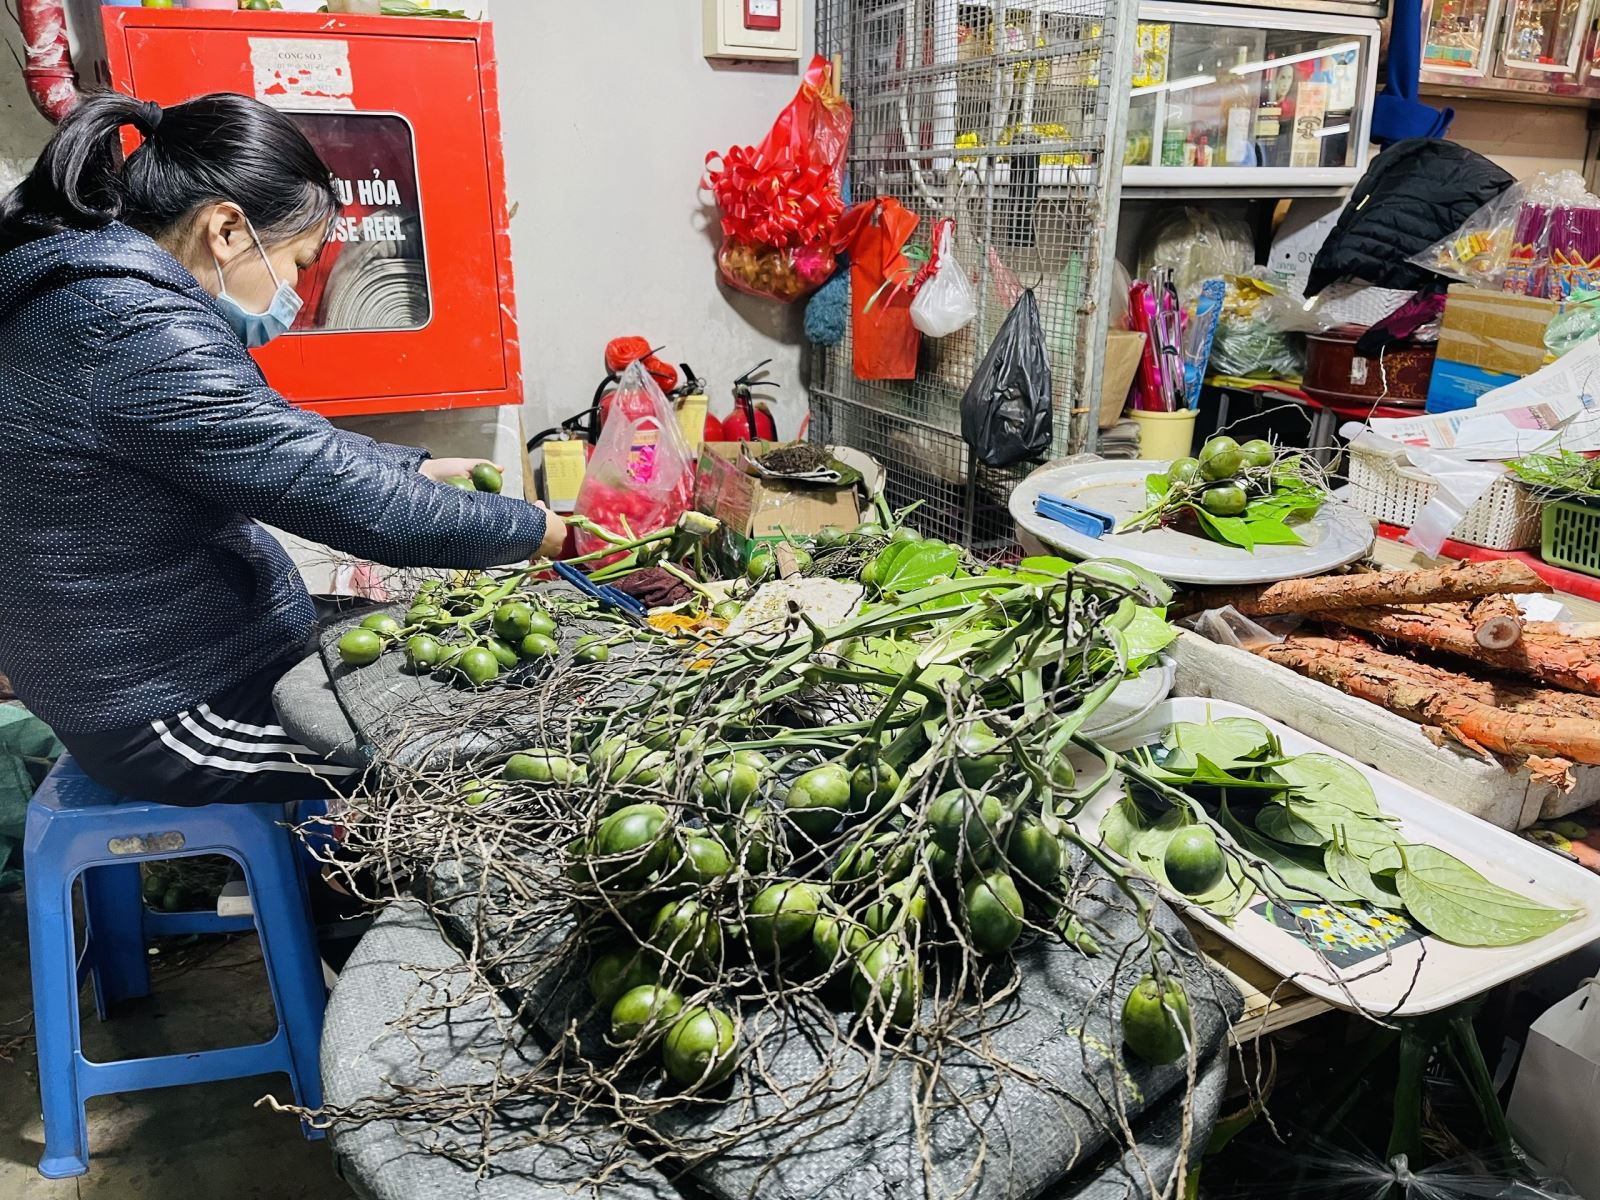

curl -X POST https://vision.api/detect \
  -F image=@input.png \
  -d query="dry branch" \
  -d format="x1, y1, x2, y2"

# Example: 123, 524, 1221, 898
1259, 638, 1600, 764
1179, 560, 1548, 617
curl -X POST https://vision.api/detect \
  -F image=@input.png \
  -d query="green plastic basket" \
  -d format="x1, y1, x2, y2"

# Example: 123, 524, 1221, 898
1541, 497, 1600, 577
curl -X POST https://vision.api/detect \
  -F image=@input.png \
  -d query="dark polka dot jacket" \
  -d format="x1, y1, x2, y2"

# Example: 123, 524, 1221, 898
0, 222, 548, 735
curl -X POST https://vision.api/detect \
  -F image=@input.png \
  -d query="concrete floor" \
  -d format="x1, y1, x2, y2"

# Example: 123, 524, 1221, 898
0, 891, 353, 1199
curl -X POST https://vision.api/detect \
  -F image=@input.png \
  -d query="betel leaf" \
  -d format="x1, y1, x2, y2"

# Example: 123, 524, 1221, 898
1271, 754, 1382, 819
1099, 793, 1153, 856
1191, 508, 1261, 552
1256, 802, 1329, 848
1187, 755, 1294, 790
1099, 792, 1186, 860
1186, 856, 1258, 921
1162, 718, 1275, 772
1367, 845, 1403, 876
1325, 843, 1404, 911
873, 541, 962, 594
1192, 507, 1306, 551
1099, 795, 1256, 919
1391, 844, 1579, 947
1222, 801, 1360, 903
1131, 749, 1285, 793
1122, 606, 1178, 672
1275, 801, 1400, 857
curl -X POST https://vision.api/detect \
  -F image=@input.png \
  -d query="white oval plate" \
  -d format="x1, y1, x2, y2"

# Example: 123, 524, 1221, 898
1010, 459, 1374, 584
1080, 655, 1177, 741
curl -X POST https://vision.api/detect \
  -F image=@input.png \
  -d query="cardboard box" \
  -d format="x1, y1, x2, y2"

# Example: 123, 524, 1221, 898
1425, 285, 1559, 413
693, 442, 876, 544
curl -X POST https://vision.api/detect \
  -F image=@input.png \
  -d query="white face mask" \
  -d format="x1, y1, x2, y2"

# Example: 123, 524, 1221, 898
212, 215, 303, 348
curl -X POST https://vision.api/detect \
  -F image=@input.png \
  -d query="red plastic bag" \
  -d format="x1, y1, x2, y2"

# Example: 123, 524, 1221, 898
573, 362, 696, 555
705, 56, 852, 303
834, 197, 922, 380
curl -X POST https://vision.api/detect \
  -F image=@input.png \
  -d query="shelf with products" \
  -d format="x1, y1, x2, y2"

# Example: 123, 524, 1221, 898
847, 0, 1115, 191
1121, 3, 1380, 194
1422, 0, 1504, 76
1497, 0, 1591, 78
1417, 0, 1600, 97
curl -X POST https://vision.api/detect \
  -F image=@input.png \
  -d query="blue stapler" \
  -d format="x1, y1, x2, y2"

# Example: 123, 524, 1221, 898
1034, 492, 1117, 539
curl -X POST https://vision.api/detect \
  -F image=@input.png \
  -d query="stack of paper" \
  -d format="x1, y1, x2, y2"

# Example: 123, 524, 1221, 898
1359, 334, 1600, 458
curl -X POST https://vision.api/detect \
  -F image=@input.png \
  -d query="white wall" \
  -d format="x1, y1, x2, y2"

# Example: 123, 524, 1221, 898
1447, 98, 1591, 180
490, 1, 815, 432
0, 22, 55, 195
0, 4, 817, 447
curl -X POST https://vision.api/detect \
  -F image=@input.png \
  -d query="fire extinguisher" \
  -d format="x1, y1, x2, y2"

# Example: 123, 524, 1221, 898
671, 365, 727, 444
723, 359, 780, 442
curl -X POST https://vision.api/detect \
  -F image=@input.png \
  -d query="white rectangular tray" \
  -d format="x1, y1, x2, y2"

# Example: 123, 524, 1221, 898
1071, 697, 1600, 1016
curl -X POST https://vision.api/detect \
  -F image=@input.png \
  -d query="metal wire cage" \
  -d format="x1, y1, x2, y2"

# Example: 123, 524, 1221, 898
814, 0, 1133, 550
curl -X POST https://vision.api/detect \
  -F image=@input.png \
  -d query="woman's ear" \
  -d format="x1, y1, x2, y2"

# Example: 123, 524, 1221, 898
201, 202, 250, 267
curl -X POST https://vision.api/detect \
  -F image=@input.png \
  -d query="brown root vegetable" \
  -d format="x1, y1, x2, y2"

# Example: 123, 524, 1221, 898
1285, 634, 1600, 721
1259, 639, 1600, 764
1179, 560, 1548, 617
1318, 605, 1600, 696
1464, 594, 1525, 651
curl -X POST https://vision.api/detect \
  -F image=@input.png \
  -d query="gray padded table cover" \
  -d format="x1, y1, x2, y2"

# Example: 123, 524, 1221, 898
322, 900, 678, 1200
428, 855, 1243, 1200
274, 652, 369, 770
326, 899, 1231, 1200
309, 588, 666, 773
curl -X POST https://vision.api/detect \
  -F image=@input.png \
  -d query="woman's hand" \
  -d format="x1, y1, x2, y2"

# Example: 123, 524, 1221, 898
535, 503, 567, 560
421, 457, 499, 483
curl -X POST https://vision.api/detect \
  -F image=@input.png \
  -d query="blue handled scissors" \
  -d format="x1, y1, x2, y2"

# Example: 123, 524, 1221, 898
551, 561, 647, 623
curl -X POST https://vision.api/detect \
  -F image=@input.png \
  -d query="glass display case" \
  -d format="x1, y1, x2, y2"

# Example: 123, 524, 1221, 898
1421, 0, 1503, 76
1122, 3, 1380, 193
1493, 0, 1593, 82
1417, 0, 1600, 93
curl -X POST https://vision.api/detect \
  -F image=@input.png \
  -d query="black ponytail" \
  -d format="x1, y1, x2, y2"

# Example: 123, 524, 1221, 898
0, 91, 340, 256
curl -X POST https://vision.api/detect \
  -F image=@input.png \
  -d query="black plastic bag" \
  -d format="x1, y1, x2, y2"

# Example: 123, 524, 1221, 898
960, 289, 1052, 468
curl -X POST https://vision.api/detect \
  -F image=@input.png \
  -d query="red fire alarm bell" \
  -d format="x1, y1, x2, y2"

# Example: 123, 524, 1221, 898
101, 9, 521, 419
745, 0, 783, 31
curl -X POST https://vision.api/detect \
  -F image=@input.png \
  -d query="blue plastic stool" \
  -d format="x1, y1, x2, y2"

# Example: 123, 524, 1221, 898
24, 755, 327, 1179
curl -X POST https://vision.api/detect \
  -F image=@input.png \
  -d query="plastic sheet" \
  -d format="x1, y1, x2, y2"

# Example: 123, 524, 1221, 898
1545, 288, 1600, 359
432, 852, 1244, 1200
1136, 207, 1255, 299
1181, 605, 1292, 651
1209, 276, 1307, 380
1411, 171, 1599, 299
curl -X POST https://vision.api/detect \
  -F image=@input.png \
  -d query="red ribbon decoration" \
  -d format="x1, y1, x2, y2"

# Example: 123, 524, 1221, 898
702, 54, 851, 254
704, 144, 844, 251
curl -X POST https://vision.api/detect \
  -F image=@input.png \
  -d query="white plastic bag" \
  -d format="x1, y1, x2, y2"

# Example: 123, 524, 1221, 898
911, 220, 976, 338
